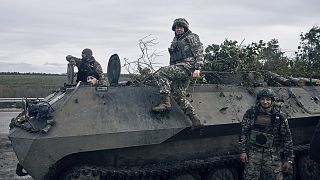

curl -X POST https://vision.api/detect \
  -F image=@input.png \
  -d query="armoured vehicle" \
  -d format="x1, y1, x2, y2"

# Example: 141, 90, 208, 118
8, 55, 320, 180
310, 120, 320, 164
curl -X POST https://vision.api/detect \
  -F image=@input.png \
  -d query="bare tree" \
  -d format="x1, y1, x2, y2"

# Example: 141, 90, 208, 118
123, 35, 164, 85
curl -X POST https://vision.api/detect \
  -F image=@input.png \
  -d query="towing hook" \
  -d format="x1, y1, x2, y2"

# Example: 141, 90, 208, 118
16, 163, 28, 176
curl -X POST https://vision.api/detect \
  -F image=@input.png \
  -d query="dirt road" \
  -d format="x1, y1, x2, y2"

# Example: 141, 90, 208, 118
0, 134, 33, 180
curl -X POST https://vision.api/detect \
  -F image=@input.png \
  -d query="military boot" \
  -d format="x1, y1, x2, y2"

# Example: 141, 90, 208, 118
152, 94, 171, 112
188, 113, 204, 130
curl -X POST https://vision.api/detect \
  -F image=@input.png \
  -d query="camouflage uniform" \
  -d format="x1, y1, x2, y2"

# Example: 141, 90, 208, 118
239, 105, 294, 180
66, 48, 107, 86
155, 18, 203, 115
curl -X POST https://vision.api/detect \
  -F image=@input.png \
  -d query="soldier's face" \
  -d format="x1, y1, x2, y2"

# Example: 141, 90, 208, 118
259, 97, 272, 109
82, 53, 87, 58
87, 76, 98, 85
175, 26, 185, 35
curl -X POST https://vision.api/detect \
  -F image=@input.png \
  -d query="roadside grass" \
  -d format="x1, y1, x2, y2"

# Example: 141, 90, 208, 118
0, 74, 66, 98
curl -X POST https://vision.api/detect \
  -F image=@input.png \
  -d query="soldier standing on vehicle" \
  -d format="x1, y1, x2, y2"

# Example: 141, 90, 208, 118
66, 48, 107, 85
152, 18, 204, 130
239, 88, 294, 180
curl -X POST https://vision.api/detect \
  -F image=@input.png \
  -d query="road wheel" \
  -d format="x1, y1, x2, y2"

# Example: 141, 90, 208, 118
298, 155, 320, 180
168, 173, 201, 180
61, 165, 101, 180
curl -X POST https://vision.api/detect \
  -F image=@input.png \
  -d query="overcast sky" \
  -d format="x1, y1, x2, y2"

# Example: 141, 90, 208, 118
0, 0, 319, 74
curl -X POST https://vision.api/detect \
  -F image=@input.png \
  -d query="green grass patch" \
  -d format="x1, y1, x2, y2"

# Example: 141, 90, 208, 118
0, 74, 66, 98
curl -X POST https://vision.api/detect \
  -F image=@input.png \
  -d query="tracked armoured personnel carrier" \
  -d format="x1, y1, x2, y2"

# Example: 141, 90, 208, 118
310, 120, 320, 164
8, 55, 320, 180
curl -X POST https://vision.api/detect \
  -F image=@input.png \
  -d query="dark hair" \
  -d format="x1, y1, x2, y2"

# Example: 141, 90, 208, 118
87, 71, 100, 80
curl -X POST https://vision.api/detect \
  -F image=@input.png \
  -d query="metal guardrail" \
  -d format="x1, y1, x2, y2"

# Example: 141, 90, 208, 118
0, 98, 44, 103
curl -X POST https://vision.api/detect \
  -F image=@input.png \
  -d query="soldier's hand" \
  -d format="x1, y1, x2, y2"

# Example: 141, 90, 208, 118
282, 161, 292, 172
192, 70, 200, 78
240, 153, 248, 163
69, 60, 76, 66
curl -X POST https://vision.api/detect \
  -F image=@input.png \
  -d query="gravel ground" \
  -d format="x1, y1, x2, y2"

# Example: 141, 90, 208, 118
0, 134, 33, 180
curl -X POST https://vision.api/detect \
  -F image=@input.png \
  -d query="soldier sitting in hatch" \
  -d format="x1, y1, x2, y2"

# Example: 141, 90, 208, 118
239, 88, 294, 180
66, 48, 107, 86
86, 70, 100, 86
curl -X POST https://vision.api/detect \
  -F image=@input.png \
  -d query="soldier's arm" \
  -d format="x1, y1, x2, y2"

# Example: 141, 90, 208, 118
168, 39, 176, 65
239, 110, 252, 153
66, 55, 82, 67
94, 61, 108, 86
281, 117, 294, 162
188, 34, 204, 70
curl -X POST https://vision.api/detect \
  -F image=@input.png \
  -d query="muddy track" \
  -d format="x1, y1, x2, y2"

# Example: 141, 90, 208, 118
0, 134, 33, 180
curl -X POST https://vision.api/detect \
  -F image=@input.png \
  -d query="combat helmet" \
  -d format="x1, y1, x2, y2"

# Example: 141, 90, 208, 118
82, 48, 93, 58
172, 18, 189, 31
256, 88, 276, 101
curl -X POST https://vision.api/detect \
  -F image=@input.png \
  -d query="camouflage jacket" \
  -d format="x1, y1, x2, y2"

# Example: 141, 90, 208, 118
168, 30, 204, 71
68, 56, 107, 86
239, 105, 294, 161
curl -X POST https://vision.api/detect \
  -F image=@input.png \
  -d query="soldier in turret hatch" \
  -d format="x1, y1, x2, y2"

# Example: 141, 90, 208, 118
152, 18, 204, 130
86, 70, 100, 86
66, 48, 107, 86
239, 88, 294, 180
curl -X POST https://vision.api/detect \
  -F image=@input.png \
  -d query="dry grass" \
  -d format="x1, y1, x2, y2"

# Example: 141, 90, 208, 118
0, 74, 66, 98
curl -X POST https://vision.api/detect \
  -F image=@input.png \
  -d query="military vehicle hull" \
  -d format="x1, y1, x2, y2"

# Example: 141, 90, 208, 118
8, 83, 320, 180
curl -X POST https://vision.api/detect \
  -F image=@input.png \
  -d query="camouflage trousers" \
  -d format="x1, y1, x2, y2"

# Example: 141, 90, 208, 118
244, 148, 283, 180
155, 65, 194, 114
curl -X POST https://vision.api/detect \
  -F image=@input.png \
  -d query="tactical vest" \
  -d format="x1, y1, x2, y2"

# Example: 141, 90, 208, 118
169, 32, 194, 65
77, 59, 95, 82
249, 106, 284, 148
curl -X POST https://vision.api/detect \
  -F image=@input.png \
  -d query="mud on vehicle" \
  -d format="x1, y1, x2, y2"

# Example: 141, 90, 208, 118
9, 54, 320, 180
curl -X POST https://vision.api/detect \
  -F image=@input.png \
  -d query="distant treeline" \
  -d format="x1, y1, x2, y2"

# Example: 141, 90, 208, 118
0, 74, 132, 98
0, 72, 65, 76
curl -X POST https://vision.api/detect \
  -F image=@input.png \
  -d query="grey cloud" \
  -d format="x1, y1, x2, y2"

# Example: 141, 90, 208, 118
0, 0, 319, 73
0, 62, 64, 74
43, 62, 65, 67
